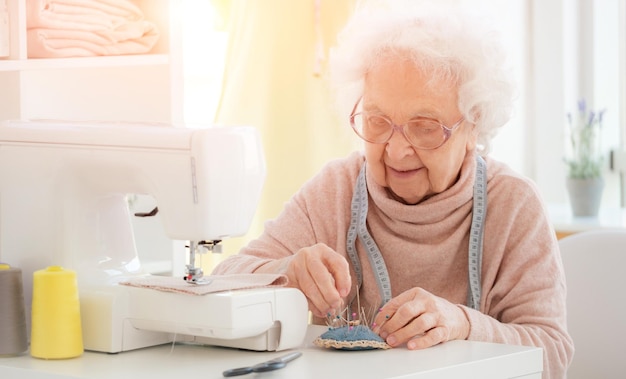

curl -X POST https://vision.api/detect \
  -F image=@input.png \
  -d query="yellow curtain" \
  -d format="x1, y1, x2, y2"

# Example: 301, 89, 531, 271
212, 0, 359, 262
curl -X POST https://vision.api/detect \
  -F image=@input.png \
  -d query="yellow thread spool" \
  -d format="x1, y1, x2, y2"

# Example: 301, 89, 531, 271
30, 266, 83, 359
0, 263, 28, 356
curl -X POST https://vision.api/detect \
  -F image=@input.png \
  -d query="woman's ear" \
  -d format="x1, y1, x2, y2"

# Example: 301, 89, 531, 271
465, 130, 478, 152
466, 125, 478, 152
465, 108, 480, 152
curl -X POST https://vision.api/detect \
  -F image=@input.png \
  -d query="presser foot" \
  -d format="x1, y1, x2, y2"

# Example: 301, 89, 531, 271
183, 266, 212, 285
185, 278, 213, 285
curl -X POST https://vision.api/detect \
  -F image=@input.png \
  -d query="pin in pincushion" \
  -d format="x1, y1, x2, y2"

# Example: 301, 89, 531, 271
313, 308, 391, 350
314, 324, 390, 350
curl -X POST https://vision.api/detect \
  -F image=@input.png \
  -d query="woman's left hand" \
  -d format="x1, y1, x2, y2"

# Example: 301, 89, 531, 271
372, 287, 471, 350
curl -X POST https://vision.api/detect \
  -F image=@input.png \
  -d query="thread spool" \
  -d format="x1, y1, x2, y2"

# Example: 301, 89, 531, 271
0, 263, 28, 356
31, 266, 83, 359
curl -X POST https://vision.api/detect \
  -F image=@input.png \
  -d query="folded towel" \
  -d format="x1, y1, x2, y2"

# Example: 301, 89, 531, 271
26, 0, 159, 58
28, 23, 159, 58
119, 274, 289, 296
27, 0, 143, 31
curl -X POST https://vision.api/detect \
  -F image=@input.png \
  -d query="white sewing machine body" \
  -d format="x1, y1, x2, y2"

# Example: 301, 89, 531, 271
0, 120, 308, 353
82, 285, 308, 353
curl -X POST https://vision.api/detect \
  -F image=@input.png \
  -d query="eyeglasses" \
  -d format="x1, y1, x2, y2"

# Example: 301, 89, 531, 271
349, 98, 465, 150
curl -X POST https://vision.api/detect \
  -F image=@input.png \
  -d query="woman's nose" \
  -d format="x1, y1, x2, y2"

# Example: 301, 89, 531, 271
385, 126, 415, 159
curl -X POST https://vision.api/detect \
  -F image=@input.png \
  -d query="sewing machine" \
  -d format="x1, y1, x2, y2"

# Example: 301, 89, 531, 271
0, 120, 308, 353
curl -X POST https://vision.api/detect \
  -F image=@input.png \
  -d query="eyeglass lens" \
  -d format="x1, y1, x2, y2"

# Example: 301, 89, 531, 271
351, 113, 447, 149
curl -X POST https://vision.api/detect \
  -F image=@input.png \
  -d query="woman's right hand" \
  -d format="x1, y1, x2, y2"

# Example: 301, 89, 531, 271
285, 243, 352, 318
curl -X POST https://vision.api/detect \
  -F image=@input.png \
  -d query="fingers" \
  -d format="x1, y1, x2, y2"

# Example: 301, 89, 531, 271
325, 252, 352, 298
372, 288, 469, 349
372, 289, 418, 335
381, 311, 445, 349
287, 244, 351, 317
406, 326, 448, 350
373, 293, 433, 347
298, 256, 343, 313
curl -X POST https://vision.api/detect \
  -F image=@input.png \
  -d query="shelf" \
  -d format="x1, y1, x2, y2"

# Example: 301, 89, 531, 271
0, 53, 169, 71
548, 203, 626, 238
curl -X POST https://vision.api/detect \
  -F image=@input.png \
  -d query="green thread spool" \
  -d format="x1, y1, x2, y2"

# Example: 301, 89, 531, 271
30, 266, 83, 359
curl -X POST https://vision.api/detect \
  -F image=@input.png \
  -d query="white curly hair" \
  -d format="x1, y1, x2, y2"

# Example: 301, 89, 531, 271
329, 0, 516, 154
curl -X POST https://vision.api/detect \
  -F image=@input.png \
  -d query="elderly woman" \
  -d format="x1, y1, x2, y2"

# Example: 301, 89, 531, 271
213, 1, 573, 377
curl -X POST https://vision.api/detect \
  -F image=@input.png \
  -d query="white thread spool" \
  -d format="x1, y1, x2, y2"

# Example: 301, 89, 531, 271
0, 263, 28, 356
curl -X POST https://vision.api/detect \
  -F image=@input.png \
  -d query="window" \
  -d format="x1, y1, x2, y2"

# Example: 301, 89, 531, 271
181, 0, 228, 125
525, 0, 625, 210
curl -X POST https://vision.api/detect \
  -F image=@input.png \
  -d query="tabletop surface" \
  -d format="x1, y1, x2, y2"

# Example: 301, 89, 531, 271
0, 325, 543, 379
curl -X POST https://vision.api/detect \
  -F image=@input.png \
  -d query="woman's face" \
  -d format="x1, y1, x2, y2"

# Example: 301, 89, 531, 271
362, 58, 477, 204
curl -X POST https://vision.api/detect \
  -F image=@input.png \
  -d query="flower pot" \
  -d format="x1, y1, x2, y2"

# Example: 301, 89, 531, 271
566, 177, 604, 217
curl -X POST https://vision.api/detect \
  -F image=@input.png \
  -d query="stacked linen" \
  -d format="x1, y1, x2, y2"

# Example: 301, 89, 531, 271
26, 0, 160, 58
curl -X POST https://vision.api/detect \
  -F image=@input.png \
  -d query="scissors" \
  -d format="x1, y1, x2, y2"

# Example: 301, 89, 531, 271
222, 351, 302, 377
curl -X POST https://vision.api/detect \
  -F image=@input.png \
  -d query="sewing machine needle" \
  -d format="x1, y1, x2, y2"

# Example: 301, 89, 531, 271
222, 351, 302, 377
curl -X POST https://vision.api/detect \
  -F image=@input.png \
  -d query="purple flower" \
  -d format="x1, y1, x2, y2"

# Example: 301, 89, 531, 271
577, 98, 586, 115
565, 98, 606, 178
587, 111, 595, 127
598, 109, 606, 125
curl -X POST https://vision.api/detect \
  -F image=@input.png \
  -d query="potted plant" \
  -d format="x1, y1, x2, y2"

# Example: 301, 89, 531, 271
564, 98, 606, 217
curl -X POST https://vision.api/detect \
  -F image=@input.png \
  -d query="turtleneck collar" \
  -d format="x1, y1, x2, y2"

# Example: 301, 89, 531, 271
365, 152, 478, 224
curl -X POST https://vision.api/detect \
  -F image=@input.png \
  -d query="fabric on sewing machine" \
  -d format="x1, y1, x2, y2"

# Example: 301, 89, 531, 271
119, 274, 288, 296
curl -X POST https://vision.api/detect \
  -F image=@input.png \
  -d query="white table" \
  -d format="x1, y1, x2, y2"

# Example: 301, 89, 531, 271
0, 325, 542, 379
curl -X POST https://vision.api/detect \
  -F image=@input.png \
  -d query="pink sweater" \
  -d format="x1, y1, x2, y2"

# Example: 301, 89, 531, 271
213, 151, 574, 378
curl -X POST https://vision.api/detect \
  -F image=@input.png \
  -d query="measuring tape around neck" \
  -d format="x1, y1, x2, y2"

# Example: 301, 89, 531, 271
346, 163, 392, 305
467, 155, 487, 310
346, 155, 487, 311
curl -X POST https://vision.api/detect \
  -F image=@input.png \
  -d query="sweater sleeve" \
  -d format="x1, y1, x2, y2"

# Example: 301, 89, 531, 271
461, 168, 574, 379
211, 152, 360, 276
211, 184, 320, 275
